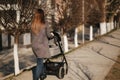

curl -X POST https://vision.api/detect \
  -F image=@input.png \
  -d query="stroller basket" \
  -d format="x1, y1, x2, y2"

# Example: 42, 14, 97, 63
44, 59, 65, 79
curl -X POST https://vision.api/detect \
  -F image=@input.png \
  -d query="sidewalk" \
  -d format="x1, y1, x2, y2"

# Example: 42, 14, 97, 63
1, 29, 120, 80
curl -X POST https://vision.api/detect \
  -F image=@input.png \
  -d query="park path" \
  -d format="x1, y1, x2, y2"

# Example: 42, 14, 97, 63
0, 29, 120, 80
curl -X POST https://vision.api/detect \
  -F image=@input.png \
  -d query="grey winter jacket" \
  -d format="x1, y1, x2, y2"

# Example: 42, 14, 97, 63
31, 24, 53, 58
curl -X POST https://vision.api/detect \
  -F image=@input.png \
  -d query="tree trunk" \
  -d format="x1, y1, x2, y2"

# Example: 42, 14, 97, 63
63, 33, 68, 52
106, 16, 114, 33
89, 25, 93, 41
82, 0, 85, 44
74, 28, 78, 47
100, 22, 106, 35
110, 16, 114, 30
100, 0, 107, 35
106, 22, 111, 32
13, 35, 20, 75
82, 24, 85, 43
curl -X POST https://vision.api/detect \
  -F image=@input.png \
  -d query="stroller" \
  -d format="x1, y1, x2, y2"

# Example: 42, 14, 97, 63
44, 31, 68, 79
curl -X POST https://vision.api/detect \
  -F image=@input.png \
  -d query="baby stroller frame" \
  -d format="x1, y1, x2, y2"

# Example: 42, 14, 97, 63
44, 31, 68, 79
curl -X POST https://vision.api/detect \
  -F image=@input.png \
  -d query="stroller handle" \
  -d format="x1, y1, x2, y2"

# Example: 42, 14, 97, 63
52, 31, 61, 42
52, 31, 68, 75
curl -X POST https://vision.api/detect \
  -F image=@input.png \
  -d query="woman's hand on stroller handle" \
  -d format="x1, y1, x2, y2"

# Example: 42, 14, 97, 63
50, 32, 54, 36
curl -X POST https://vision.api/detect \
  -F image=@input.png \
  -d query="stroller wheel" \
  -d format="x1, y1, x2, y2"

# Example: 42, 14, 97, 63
64, 63, 68, 75
57, 67, 64, 79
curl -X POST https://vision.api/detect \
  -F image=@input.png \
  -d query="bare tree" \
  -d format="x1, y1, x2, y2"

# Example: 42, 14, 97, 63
0, 0, 39, 75
106, 0, 120, 30
52, 0, 104, 50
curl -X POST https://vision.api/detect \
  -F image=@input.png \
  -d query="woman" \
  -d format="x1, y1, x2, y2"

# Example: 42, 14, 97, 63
31, 9, 53, 80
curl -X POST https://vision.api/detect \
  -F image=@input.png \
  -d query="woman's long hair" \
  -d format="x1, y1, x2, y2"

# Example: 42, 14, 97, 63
31, 9, 45, 35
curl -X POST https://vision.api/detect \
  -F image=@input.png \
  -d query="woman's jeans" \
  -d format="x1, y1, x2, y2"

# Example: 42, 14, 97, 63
33, 58, 44, 80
